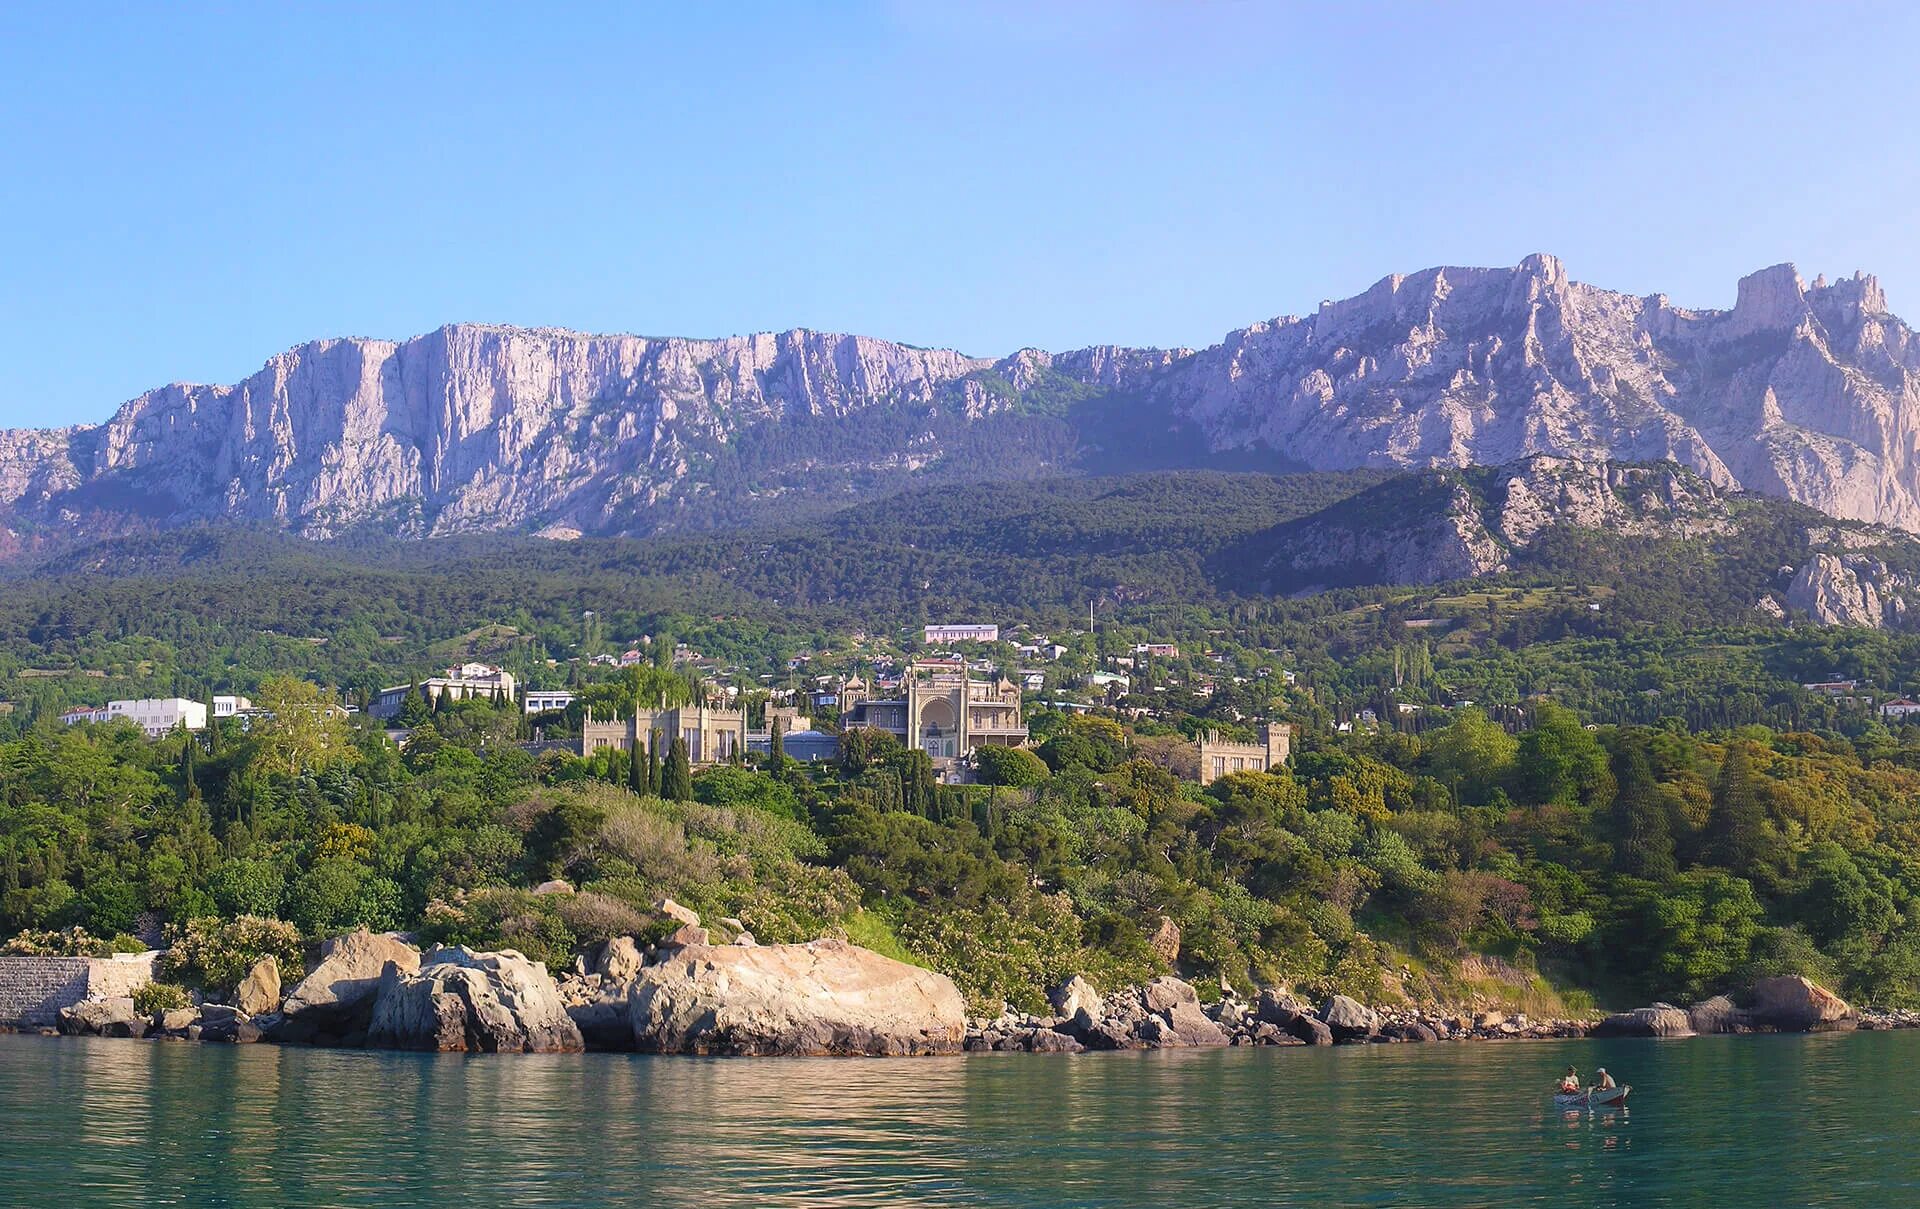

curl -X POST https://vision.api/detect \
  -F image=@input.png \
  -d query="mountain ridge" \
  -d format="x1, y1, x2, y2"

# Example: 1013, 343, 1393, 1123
3, 255, 1916, 551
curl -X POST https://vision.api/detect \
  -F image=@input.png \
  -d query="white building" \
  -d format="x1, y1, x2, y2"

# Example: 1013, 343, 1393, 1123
1881, 697, 1920, 720
524, 689, 576, 715
924, 624, 999, 645
100, 698, 207, 737
371, 663, 518, 719
213, 694, 252, 718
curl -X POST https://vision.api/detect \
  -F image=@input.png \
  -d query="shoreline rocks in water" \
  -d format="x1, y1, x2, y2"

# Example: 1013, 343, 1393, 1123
367, 947, 582, 1053
965, 976, 1594, 1052
23, 925, 1919, 1059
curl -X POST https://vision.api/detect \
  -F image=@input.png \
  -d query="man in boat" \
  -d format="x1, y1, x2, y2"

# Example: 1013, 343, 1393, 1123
1557, 1066, 1580, 1094
1591, 1067, 1616, 1092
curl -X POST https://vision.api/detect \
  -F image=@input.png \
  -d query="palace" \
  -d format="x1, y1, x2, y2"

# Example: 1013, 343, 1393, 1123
1196, 723, 1294, 785
842, 658, 1028, 776
579, 700, 749, 766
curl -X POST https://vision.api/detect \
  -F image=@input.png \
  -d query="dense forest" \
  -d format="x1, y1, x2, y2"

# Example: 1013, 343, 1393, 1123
9, 684, 1920, 1016
10, 466, 1920, 1014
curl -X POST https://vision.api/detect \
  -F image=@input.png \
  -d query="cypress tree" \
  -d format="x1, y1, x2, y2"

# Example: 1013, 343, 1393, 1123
181, 736, 199, 800
663, 735, 693, 802
768, 716, 785, 770
1609, 738, 1676, 881
1706, 740, 1768, 875
628, 741, 645, 796
647, 729, 662, 794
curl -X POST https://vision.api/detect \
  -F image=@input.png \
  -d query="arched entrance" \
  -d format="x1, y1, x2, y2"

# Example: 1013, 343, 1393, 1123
917, 697, 958, 758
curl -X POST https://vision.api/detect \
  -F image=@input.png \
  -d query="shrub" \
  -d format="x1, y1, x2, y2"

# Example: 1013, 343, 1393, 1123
1, 926, 141, 958
133, 982, 191, 1015
160, 915, 305, 994
420, 888, 576, 968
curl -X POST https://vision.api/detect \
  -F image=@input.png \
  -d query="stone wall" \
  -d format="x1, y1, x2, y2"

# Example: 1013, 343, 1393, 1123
0, 953, 159, 1027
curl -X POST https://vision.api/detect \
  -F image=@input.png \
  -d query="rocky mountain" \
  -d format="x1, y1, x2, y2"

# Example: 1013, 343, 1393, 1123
1221, 457, 1735, 591
1214, 454, 1920, 629
3, 255, 1918, 548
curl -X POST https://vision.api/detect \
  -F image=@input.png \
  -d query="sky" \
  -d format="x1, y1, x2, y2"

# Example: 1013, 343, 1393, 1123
4, 1, 1919, 427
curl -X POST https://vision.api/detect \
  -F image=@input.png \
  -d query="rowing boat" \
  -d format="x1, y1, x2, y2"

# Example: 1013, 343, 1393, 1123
1554, 1085, 1630, 1108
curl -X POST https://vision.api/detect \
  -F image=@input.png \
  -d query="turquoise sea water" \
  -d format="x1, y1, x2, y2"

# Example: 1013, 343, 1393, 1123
3, 1030, 1916, 1207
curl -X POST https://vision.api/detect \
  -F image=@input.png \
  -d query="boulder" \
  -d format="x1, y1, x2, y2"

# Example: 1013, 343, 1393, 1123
1254, 987, 1305, 1027
58, 997, 139, 1036
597, 936, 646, 984
1688, 995, 1744, 1035
1049, 975, 1104, 1028
281, 929, 421, 1036
1749, 976, 1855, 1032
1381, 1020, 1438, 1043
1318, 995, 1379, 1043
1142, 976, 1199, 1016
1159, 1000, 1230, 1047
200, 1013, 261, 1044
532, 879, 574, 896
1022, 1028, 1084, 1054
367, 948, 583, 1053
1285, 1015, 1334, 1045
566, 991, 635, 1051
156, 1007, 200, 1033
629, 939, 966, 1056
236, 956, 282, 1017
658, 898, 701, 928
664, 924, 709, 949
1591, 1005, 1694, 1038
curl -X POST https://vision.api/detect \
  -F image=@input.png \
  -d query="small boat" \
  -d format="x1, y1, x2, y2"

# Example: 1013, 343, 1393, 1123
1554, 1085, 1630, 1109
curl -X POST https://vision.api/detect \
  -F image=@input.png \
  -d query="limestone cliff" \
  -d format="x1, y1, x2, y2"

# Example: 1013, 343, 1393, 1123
4, 257, 1919, 545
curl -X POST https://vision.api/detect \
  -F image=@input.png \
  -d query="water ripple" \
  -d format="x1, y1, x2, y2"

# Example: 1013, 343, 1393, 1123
4, 1033, 1918, 1206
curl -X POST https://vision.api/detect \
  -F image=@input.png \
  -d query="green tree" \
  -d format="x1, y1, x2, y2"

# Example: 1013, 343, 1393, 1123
1705, 741, 1768, 876
179, 736, 199, 800
1424, 708, 1517, 806
1513, 703, 1611, 810
662, 736, 693, 802
976, 745, 1050, 787
252, 675, 357, 778
628, 741, 645, 796
767, 717, 786, 771
1609, 738, 1675, 881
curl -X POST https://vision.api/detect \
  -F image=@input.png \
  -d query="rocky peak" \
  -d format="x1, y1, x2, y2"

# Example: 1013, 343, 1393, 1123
1727, 263, 1809, 336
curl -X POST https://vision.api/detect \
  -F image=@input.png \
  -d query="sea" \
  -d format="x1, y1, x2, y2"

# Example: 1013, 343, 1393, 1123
2, 1029, 1915, 1207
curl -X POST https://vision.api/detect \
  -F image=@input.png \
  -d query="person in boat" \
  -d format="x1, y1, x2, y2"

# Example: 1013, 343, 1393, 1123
1591, 1067, 1616, 1091
1557, 1066, 1580, 1094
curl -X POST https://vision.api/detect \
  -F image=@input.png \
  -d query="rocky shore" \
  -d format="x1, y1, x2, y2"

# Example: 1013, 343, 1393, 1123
16, 905, 1920, 1056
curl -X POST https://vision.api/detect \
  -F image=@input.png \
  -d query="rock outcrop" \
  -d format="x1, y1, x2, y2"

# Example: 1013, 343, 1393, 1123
1592, 1004, 1696, 1038
1748, 976, 1855, 1032
1318, 995, 1381, 1043
366, 947, 582, 1053
277, 929, 421, 1043
8, 259, 1920, 549
235, 956, 281, 1017
628, 939, 966, 1056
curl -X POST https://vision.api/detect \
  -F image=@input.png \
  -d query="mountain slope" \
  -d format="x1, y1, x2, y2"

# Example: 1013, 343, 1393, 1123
3, 256, 1918, 548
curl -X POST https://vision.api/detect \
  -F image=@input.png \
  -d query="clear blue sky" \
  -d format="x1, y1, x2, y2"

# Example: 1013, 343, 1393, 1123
4, 2, 1919, 426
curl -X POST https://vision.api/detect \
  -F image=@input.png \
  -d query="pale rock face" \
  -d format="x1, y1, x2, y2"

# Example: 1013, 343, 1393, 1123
1243, 455, 1732, 590
366, 946, 583, 1053
5, 258, 1920, 544
1784, 551, 1916, 626
627, 938, 967, 1056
